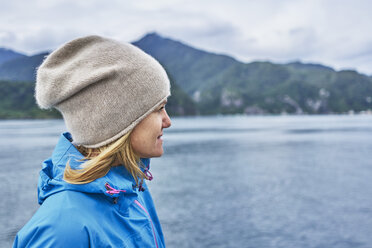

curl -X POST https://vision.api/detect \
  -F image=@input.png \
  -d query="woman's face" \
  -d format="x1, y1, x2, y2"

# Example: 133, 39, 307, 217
130, 100, 171, 158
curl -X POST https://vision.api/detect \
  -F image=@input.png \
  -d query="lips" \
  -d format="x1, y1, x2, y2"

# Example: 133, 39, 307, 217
157, 133, 163, 139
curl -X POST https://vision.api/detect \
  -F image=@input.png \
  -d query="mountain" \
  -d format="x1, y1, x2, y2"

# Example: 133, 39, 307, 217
132, 32, 239, 95
0, 32, 372, 118
0, 48, 26, 65
133, 32, 372, 114
166, 73, 198, 116
0, 41, 196, 117
0, 52, 49, 81
0, 80, 61, 119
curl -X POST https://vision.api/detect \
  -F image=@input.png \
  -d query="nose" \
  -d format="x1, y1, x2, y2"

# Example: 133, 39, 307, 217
162, 109, 171, 128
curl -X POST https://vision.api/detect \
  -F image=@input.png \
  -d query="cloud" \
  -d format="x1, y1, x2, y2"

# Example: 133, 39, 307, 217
0, 0, 372, 74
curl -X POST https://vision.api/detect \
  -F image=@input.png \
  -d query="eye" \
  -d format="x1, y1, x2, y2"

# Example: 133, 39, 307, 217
159, 103, 168, 112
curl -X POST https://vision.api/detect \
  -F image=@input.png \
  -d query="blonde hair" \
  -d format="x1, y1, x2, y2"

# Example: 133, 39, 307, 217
63, 131, 147, 186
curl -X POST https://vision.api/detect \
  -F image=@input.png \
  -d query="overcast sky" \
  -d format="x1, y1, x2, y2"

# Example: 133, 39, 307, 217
1, 0, 371, 75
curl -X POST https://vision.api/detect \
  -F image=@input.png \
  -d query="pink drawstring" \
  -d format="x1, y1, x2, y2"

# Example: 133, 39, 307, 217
105, 182, 126, 195
106, 168, 153, 194
144, 169, 153, 181
137, 168, 153, 192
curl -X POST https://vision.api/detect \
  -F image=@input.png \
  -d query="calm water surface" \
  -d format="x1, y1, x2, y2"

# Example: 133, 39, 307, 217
0, 115, 371, 248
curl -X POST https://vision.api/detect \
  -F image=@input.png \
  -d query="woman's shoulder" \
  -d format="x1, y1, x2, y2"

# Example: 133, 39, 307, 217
13, 197, 90, 247
38, 190, 113, 228
13, 191, 106, 247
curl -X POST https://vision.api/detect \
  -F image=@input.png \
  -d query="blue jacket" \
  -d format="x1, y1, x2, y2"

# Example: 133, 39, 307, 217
13, 132, 166, 248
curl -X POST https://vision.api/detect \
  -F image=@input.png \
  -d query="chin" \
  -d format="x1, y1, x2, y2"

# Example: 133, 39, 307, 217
153, 149, 164, 157
143, 150, 163, 158
153, 151, 163, 157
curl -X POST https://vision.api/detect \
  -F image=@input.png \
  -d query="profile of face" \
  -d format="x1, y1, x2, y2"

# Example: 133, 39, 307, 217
130, 100, 171, 158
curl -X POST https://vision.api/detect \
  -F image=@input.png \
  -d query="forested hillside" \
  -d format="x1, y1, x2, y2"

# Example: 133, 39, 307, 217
0, 33, 371, 118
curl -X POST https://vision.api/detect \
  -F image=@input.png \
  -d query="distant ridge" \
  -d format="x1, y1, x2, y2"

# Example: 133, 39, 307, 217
0, 48, 26, 65
133, 32, 372, 114
132, 32, 239, 95
0, 32, 371, 118
0, 52, 49, 81
285, 61, 335, 71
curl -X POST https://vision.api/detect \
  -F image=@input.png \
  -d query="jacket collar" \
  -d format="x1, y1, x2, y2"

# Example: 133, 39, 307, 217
38, 132, 150, 204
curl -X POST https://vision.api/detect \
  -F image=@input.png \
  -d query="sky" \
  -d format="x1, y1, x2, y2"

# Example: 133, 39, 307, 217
1, 0, 372, 75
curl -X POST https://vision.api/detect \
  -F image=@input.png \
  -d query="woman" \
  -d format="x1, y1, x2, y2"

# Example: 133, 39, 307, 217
13, 35, 171, 247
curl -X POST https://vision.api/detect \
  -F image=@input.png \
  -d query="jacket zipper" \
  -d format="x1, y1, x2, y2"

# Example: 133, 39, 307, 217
134, 200, 159, 248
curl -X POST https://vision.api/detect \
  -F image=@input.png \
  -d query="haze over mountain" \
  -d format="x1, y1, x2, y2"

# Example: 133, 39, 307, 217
0, 48, 27, 64
1, 32, 372, 118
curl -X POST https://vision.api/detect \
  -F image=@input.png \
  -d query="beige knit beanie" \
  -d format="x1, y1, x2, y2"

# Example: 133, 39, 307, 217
35, 35, 171, 148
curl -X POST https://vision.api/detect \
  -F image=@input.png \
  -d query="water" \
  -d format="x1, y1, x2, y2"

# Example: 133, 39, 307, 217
1, 115, 371, 248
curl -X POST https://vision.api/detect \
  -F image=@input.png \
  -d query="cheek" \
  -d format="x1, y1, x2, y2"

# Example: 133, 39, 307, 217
131, 132, 146, 149
130, 129, 154, 153
130, 113, 163, 156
